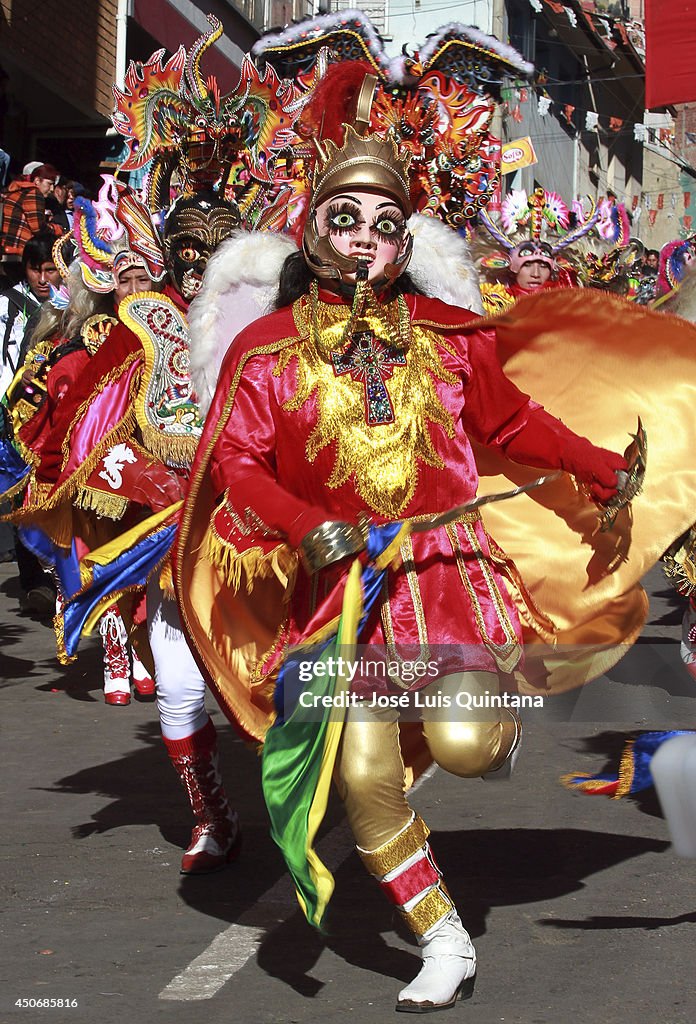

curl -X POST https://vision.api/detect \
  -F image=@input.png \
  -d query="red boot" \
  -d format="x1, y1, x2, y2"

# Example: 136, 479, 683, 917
100, 607, 131, 706
131, 647, 156, 697
163, 718, 241, 874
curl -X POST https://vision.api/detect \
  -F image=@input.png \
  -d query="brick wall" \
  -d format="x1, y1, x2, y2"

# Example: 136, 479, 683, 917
1, 0, 117, 121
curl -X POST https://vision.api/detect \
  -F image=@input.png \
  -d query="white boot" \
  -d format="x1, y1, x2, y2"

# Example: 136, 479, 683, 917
651, 734, 696, 858
396, 910, 476, 1013
357, 815, 476, 1014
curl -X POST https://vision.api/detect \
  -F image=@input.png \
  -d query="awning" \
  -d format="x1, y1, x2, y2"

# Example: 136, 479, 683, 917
645, 0, 696, 107
131, 0, 250, 89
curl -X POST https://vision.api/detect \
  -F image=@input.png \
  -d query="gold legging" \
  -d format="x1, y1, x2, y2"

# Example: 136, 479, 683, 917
335, 671, 517, 851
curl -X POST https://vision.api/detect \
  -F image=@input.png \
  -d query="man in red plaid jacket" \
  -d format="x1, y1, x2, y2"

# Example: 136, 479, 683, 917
1, 164, 63, 260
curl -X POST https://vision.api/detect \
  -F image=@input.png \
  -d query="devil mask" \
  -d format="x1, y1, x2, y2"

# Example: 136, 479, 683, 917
163, 192, 240, 300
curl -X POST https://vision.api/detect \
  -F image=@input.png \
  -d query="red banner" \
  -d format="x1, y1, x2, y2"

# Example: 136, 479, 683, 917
646, 1, 696, 107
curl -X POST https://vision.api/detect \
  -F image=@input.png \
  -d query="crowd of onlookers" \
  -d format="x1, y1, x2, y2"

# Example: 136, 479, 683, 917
0, 160, 92, 613
0, 160, 91, 267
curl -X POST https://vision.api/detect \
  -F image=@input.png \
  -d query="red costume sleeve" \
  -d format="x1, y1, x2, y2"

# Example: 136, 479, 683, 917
458, 327, 538, 447
502, 407, 627, 502
46, 347, 91, 408
210, 353, 337, 547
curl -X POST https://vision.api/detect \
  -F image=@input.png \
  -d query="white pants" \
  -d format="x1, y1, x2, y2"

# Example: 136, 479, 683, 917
147, 577, 208, 740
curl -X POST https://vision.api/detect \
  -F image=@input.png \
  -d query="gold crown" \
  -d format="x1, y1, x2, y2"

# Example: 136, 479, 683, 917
310, 124, 413, 217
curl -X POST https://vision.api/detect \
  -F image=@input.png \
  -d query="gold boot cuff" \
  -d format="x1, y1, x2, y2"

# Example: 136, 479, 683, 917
399, 885, 453, 937
358, 814, 430, 877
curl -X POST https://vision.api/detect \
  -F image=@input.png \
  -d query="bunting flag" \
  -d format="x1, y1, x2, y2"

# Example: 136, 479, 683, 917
58, 502, 182, 662
261, 520, 407, 929
561, 731, 695, 798
518, 78, 674, 144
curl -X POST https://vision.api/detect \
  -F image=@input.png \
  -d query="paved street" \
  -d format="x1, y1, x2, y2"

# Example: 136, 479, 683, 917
1, 563, 695, 1024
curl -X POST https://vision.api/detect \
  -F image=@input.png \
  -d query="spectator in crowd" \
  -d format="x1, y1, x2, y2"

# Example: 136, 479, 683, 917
0, 163, 63, 263
643, 248, 660, 274
0, 230, 61, 612
48, 176, 73, 232
22, 160, 42, 179
1, 231, 61, 398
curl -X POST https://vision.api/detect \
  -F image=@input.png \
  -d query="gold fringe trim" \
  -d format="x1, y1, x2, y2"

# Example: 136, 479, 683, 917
559, 772, 611, 793
204, 526, 298, 595
138, 424, 199, 469
29, 479, 53, 502
12, 432, 40, 468
614, 738, 637, 799
54, 609, 77, 666
0, 470, 31, 509
159, 556, 175, 600
36, 409, 137, 514
74, 486, 129, 521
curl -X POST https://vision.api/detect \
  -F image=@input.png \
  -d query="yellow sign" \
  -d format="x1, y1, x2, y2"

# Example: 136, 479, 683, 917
501, 137, 538, 175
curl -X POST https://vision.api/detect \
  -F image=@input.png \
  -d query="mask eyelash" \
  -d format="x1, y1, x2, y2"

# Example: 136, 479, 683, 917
371, 211, 405, 242
326, 201, 363, 235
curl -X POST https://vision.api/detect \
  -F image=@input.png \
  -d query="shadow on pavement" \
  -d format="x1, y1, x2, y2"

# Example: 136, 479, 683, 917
254, 825, 669, 993
538, 911, 696, 930
22, 704, 675, 998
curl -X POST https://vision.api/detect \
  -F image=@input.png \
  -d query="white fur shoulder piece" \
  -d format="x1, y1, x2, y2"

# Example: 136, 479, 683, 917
408, 215, 484, 315
188, 231, 298, 416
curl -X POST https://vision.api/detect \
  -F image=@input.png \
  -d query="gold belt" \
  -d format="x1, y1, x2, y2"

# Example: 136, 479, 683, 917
405, 509, 481, 527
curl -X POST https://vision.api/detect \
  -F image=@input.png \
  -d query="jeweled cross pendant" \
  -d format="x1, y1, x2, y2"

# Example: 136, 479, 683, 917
331, 330, 406, 425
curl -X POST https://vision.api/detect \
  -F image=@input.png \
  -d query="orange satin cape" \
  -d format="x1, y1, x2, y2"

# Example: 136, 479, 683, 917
176, 288, 696, 746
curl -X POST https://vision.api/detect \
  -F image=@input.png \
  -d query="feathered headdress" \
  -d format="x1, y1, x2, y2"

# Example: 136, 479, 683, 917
253, 10, 532, 230
656, 237, 696, 298
478, 186, 601, 278
53, 176, 165, 294
483, 187, 599, 251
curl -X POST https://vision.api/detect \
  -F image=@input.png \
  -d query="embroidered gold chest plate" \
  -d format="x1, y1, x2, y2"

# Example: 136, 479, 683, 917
277, 296, 458, 518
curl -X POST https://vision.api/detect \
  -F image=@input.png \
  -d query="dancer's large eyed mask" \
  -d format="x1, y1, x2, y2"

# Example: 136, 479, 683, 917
308, 189, 412, 287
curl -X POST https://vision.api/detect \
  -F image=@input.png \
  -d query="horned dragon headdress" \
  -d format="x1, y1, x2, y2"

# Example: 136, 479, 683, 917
252, 9, 533, 231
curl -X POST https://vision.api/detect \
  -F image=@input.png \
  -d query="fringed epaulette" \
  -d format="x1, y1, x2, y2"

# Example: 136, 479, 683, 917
74, 486, 130, 521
